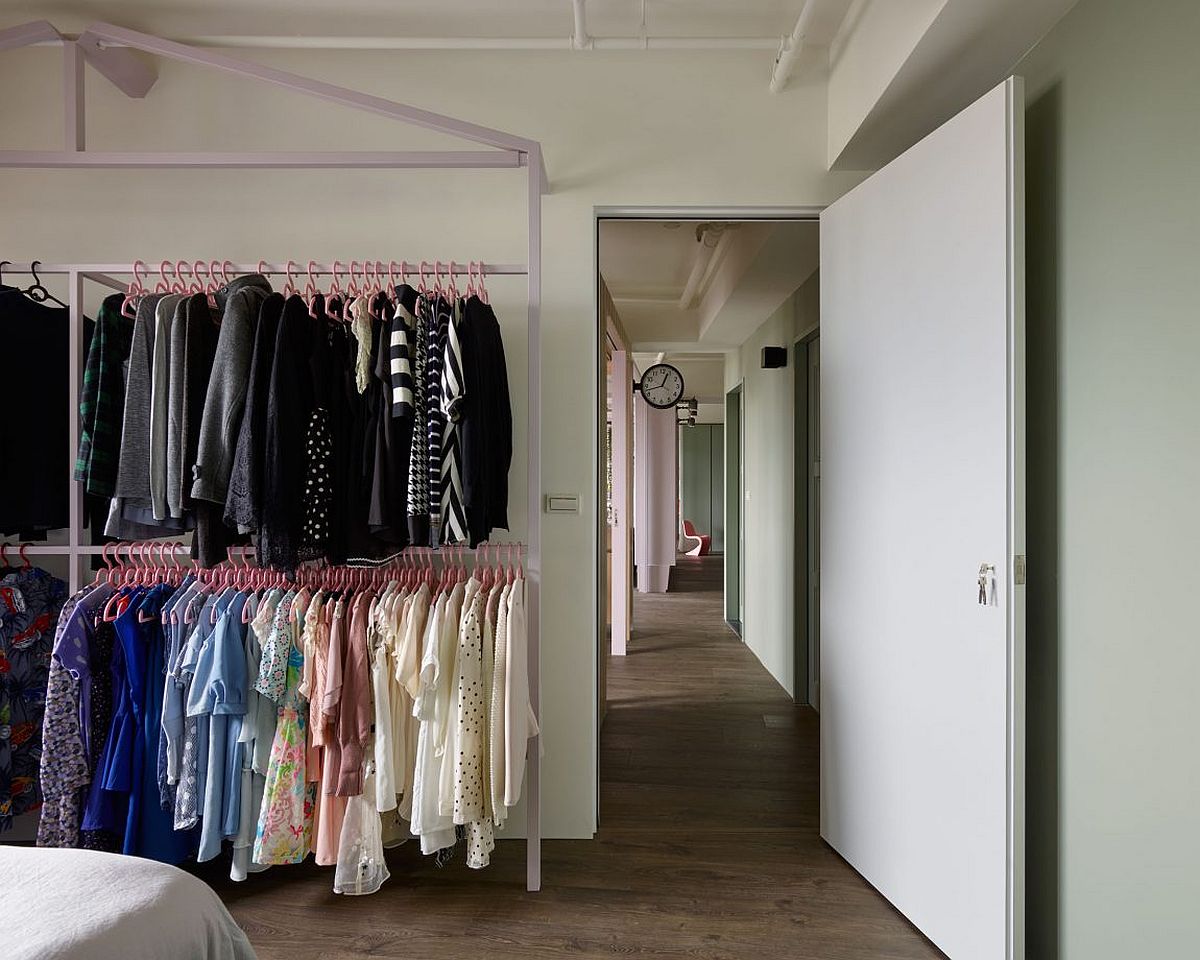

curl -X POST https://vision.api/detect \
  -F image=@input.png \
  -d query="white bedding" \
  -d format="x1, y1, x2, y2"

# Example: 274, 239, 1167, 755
3, 846, 257, 960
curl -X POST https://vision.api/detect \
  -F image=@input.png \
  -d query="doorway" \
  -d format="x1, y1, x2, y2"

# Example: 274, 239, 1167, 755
593, 78, 1025, 956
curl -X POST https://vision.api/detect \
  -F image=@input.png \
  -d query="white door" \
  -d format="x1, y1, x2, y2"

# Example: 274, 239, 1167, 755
819, 78, 1025, 960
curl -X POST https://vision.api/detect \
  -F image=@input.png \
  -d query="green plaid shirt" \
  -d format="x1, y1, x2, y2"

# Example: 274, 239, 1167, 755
74, 294, 134, 498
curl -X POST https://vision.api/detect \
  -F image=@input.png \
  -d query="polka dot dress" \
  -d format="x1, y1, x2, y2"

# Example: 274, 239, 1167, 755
300, 408, 334, 560
453, 588, 495, 868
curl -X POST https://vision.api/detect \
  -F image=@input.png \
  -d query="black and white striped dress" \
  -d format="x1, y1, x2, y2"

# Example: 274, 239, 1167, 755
440, 298, 469, 544
424, 298, 448, 544
389, 298, 415, 419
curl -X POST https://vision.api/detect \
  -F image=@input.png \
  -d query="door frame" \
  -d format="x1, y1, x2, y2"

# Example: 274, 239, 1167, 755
593, 205, 824, 821
724, 382, 744, 633
793, 331, 819, 707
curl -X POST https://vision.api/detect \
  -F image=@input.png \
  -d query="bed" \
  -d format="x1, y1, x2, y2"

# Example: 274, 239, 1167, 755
3, 846, 257, 960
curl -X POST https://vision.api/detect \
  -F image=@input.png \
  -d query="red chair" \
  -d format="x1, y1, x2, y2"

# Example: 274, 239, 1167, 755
681, 519, 711, 557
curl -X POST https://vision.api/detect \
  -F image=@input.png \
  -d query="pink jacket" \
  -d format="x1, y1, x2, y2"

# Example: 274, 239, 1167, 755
335, 590, 374, 796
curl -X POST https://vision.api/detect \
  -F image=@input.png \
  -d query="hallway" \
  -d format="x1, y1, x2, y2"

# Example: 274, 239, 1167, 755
600, 553, 942, 958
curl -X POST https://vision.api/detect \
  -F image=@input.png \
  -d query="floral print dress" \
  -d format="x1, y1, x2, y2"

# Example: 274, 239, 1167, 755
253, 604, 316, 865
0, 567, 68, 830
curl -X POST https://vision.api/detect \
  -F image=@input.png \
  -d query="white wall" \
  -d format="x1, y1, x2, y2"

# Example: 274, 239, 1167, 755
827, 0, 947, 165
696, 402, 724, 425
724, 274, 819, 695
1019, 0, 1200, 954
0, 32, 861, 837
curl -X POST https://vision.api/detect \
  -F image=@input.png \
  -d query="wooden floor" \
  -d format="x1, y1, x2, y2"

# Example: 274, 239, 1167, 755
202, 554, 941, 959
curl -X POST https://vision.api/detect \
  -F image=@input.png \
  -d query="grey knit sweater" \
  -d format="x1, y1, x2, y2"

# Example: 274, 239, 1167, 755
111, 292, 164, 508
189, 275, 273, 505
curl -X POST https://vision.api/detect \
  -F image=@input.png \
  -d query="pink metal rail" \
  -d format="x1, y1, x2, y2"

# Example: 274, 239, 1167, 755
0, 19, 544, 892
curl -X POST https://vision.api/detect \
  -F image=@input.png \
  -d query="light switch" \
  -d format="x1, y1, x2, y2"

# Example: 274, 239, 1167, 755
545, 494, 580, 514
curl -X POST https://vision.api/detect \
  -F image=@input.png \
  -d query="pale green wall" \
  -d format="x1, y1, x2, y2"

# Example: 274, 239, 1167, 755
1020, 0, 1200, 955
724, 274, 820, 695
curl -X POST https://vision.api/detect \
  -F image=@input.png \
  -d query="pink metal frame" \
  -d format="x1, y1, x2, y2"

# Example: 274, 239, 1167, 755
0, 21, 544, 891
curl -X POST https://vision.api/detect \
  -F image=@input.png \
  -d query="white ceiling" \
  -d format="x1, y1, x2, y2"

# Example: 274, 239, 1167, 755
7, 1, 855, 40
600, 218, 818, 353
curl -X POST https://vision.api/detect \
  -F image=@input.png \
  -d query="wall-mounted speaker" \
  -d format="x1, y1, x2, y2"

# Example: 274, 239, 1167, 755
761, 346, 787, 369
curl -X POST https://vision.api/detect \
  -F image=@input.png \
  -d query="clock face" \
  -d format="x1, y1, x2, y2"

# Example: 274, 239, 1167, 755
640, 363, 685, 410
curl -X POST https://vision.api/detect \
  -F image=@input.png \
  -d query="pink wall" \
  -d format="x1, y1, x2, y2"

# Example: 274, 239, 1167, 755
633, 393, 677, 593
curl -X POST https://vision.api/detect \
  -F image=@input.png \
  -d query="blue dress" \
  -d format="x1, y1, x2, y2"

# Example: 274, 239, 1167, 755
132, 583, 193, 863
186, 590, 250, 861
83, 587, 145, 836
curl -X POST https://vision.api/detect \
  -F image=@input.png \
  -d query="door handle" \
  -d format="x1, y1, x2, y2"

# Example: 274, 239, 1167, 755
977, 563, 996, 606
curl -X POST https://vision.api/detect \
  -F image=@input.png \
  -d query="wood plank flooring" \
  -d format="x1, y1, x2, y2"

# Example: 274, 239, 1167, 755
199, 555, 941, 960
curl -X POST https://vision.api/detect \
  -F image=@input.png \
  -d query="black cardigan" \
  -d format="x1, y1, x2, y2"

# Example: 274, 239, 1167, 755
458, 296, 512, 547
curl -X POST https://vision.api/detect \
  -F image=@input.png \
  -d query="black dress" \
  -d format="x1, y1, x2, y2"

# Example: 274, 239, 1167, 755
260, 294, 317, 571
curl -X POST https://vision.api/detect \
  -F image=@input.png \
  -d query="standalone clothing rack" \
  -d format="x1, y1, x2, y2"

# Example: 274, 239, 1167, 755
0, 20, 545, 891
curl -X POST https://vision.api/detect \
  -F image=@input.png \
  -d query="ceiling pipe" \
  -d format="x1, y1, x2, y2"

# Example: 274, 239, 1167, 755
679, 223, 726, 309
118, 35, 780, 51
571, 0, 591, 50
769, 0, 819, 93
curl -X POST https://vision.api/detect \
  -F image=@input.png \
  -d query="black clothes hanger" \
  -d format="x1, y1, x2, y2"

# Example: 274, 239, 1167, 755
23, 261, 67, 308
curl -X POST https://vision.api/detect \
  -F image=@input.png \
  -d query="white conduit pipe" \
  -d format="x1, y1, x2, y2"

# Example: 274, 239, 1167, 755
769, 0, 819, 93
116, 35, 782, 51
572, 0, 591, 50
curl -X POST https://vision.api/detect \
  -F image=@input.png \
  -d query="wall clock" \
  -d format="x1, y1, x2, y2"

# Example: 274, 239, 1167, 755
637, 362, 685, 410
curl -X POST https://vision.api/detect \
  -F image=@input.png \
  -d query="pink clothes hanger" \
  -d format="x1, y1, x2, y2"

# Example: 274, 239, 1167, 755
172, 260, 187, 295
363, 261, 382, 318
175, 260, 198, 295
465, 261, 478, 300
304, 260, 322, 318
91, 541, 113, 589
205, 260, 223, 312
434, 261, 447, 300
329, 260, 346, 303
122, 260, 148, 318
221, 261, 235, 287
155, 260, 173, 294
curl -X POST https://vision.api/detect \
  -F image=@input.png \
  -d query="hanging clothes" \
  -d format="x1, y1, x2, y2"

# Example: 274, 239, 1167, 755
90, 273, 512, 570
439, 299, 470, 545
0, 287, 70, 537
225, 293, 285, 537
253, 599, 316, 865
36, 555, 534, 893
75, 294, 135, 501
458, 295, 513, 547
0, 565, 68, 829
191, 276, 273, 566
